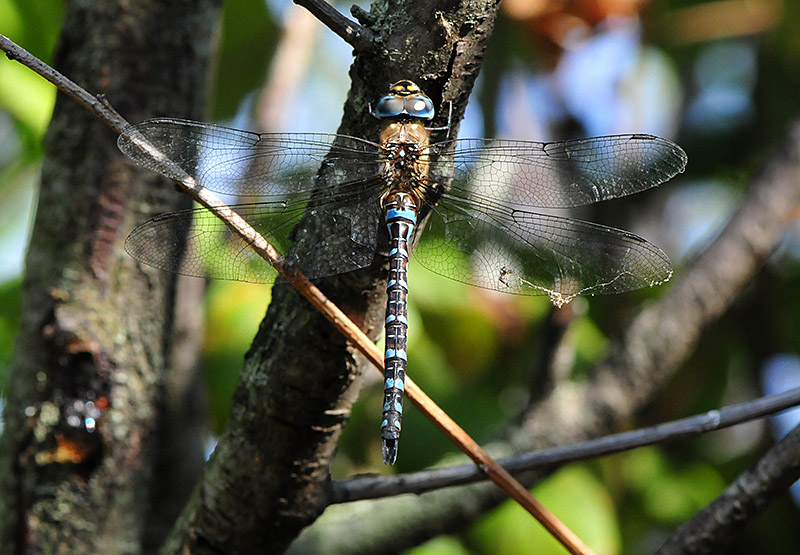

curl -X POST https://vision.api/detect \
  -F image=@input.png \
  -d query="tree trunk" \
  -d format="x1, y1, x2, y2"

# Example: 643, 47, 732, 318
161, 1, 501, 553
0, 0, 220, 551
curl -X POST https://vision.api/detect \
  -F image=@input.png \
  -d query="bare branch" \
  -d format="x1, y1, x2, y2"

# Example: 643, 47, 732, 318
0, 34, 128, 133
332, 387, 800, 502
293, 0, 373, 51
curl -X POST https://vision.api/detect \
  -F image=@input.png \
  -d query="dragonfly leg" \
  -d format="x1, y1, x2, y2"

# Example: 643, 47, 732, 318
425, 101, 453, 138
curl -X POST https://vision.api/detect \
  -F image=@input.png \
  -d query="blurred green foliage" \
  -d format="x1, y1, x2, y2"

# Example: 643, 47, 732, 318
212, 0, 276, 119
0, 0, 63, 388
203, 280, 270, 434
0, 278, 21, 391
470, 465, 621, 555
2, 0, 800, 553
0, 0, 62, 154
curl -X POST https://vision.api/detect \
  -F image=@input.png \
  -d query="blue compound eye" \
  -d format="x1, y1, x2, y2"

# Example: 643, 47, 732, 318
374, 95, 406, 118
404, 95, 435, 119
374, 92, 435, 120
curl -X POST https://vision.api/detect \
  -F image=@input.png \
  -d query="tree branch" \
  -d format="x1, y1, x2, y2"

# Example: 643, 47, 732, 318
293, 0, 374, 51
331, 387, 800, 502
0, 1, 218, 550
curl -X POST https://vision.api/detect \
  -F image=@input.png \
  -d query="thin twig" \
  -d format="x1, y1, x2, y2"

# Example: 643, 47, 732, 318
0, 33, 594, 555
292, 0, 373, 51
0, 36, 128, 133
332, 387, 800, 502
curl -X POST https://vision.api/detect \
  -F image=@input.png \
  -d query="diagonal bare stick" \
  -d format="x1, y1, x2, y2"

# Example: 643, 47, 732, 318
0, 33, 595, 555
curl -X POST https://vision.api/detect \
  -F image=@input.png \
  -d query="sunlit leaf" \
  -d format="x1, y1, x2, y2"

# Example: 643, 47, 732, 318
470, 465, 621, 555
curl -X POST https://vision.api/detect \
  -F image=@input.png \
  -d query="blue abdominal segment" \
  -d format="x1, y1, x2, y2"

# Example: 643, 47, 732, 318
380, 191, 418, 464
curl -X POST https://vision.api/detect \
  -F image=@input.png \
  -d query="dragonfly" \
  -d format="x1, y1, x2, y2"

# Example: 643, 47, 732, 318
118, 80, 687, 465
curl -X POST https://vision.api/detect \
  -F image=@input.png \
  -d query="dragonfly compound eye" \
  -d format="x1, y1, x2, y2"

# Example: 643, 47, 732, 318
374, 95, 406, 118
404, 95, 434, 120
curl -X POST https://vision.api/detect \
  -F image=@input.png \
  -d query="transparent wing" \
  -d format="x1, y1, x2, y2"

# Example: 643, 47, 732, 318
119, 119, 387, 281
432, 135, 687, 209
119, 119, 680, 295
125, 184, 385, 283
118, 118, 383, 196
415, 195, 672, 302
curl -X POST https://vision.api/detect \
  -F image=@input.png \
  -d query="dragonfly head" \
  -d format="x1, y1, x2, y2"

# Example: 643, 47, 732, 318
373, 80, 435, 121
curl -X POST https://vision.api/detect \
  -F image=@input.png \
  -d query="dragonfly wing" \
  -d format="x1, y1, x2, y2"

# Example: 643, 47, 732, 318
414, 196, 672, 302
434, 135, 687, 209
284, 183, 385, 279
125, 185, 384, 283
118, 118, 383, 197
120, 119, 388, 282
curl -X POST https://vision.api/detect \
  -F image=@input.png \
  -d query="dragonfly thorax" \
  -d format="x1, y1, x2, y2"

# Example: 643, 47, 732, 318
379, 122, 431, 196
379, 121, 430, 147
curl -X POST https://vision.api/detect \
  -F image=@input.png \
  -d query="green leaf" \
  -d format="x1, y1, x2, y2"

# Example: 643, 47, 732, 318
470, 465, 621, 555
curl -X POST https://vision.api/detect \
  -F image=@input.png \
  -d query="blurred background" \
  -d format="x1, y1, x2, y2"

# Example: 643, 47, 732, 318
2, 0, 800, 553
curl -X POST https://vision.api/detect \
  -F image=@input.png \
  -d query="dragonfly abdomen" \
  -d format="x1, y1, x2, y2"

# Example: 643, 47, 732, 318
381, 191, 418, 465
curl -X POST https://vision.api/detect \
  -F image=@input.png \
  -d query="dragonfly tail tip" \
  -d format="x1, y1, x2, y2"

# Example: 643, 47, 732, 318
382, 439, 398, 465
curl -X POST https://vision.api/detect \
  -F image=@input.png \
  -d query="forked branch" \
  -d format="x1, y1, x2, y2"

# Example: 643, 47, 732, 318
293, 0, 374, 51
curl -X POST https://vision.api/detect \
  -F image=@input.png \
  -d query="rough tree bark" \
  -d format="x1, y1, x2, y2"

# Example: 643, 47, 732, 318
159, 1, 501, 553
0, 0, 220, 552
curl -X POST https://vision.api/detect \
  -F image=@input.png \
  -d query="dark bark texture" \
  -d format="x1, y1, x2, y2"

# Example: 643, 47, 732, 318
161, 1, 501, 553
0, 0, 220, 552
